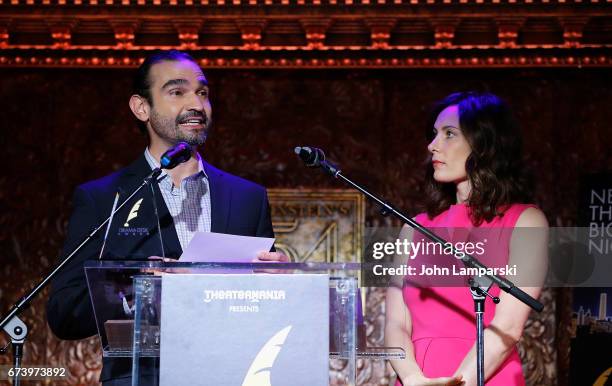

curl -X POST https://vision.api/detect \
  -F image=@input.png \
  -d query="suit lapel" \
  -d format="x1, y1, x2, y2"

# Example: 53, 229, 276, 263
149, 180, 182, 258
116, 155, 182, 258
204, 161, 231, 234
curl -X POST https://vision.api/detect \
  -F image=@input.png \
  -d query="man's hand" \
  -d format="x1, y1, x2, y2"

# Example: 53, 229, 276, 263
254, 251, 291, 262
253, 251, 291, 273
148, 256, 176, 263
145, 256, 188, 274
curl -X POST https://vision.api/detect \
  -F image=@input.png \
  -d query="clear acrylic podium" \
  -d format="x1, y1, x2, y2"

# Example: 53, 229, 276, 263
84, 261, 404, 386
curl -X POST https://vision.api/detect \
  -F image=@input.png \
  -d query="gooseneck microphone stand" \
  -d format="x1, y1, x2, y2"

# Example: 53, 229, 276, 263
294, 146, 543, 386
0, 167, 163, 386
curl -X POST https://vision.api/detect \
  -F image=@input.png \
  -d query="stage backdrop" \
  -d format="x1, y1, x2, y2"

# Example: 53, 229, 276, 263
0, 67, 610, 385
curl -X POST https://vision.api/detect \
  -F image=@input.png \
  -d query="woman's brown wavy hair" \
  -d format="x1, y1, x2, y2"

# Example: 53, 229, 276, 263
423, 92, 533, 225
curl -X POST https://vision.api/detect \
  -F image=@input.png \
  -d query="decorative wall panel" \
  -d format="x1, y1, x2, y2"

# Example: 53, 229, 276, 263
0, 64, 610, 384
269, 189, 365, 263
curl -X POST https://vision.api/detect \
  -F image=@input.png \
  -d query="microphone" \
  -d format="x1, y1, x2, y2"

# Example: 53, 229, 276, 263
294, 146, 340, 176
294, 146, 325, 167
160, 142, 192, 169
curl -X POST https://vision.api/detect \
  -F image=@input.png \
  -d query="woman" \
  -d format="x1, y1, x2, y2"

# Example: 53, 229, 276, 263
385, 92, 548, 386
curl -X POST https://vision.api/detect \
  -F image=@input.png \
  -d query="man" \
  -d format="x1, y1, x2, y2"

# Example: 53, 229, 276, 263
46, 50, 286, 384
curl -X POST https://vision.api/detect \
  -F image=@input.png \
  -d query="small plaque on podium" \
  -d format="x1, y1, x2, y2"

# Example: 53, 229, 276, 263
159, 274, 329, 385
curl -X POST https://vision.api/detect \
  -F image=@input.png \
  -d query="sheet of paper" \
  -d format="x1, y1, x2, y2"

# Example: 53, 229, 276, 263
179, 231, 275, 263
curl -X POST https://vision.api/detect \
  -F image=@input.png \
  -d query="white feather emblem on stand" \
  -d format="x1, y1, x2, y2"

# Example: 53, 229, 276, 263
241, 325, 292, 386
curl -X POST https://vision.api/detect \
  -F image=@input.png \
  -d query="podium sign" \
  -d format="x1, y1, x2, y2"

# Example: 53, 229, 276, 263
85, 261, 403, 386
159, 274, 329, 386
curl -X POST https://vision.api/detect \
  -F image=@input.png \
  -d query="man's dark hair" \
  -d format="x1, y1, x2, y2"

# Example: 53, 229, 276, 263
132, 50, 198, 133
423, 91, 534, 225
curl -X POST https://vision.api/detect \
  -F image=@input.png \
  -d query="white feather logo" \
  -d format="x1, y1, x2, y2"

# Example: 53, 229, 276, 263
241, 325, 292, 386
124, 198, 144, 227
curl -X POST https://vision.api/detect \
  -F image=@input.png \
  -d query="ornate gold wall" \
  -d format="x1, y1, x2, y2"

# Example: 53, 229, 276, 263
0, 0, 610, 68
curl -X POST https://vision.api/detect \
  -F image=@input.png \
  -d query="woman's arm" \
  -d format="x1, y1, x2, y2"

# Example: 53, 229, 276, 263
452, 207, 549, 385
385, 225, 464, 386
385, 285, 425, 382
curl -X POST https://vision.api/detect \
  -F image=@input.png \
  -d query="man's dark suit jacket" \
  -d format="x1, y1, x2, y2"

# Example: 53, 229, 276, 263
46, 154, 275, 382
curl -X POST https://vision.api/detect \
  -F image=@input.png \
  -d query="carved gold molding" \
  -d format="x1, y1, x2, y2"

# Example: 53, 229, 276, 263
269, 188, 365, 263
0, 49, 609, 68
0, 2, 609, 67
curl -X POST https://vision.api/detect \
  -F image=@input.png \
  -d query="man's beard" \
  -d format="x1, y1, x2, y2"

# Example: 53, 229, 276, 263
149, 109, 210, 146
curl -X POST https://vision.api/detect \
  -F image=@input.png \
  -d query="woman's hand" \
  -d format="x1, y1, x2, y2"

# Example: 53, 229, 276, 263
402, 374, 464, 386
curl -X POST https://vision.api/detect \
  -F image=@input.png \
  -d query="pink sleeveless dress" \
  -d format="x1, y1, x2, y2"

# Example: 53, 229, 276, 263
396, 203, 534, 386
